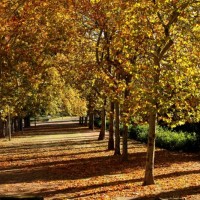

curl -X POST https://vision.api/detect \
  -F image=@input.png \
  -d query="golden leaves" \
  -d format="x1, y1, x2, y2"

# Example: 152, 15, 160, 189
0, 124, 200, 199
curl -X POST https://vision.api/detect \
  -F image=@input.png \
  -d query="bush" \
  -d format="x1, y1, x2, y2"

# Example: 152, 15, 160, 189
94, 117, 101, 128
129, 124, 199, 152
94, 117, 109, 129
95, 118, 199, 152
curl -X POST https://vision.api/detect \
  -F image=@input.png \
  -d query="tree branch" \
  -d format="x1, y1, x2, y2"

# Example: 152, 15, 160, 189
96, 29, 103, 65
158, 39, 174, 61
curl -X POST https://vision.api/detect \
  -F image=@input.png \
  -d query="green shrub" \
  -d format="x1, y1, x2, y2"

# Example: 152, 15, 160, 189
129, 124, 199, 152
94, 118, 110, 129
128, 124, 149, 143
95, 118, 199, 152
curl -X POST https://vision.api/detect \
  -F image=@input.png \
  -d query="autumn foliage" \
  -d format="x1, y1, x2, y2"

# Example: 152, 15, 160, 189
0, 0, 199, 193
0, 121, 199, 199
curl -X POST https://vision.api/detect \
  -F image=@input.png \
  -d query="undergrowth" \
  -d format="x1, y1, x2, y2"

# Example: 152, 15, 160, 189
94, 118, 199, 152
129, 124, 199, 152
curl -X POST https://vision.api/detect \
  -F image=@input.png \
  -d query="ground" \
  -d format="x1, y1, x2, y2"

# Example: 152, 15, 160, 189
0, 118, 199, 200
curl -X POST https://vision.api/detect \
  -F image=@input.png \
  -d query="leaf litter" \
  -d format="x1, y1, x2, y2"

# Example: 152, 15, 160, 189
0, 122, 199, 200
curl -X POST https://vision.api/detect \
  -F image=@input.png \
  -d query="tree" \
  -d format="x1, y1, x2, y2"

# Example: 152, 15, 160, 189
117, 0, 200, 184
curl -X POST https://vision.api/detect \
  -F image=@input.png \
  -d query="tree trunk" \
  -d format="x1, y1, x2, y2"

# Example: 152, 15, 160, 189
5, 120, 8, 138
114, 101, 121, 155
122, 123, 128, 161
121, 75, 131, 161
89, 110, 94, 130
143, 112, 157, 185
0, 118, 4, 137
98, 99, 106, 140
24, 115, 31, 128
8, 114, 11, 141
34, 117, 37, 127
18, 118, 23, 131
11, 118, 14, 134
13, 117, 18, 132
79, 116, 84, 125
108, 102, 114, 150
3, 121, 6, 137
84, 116, 88, 126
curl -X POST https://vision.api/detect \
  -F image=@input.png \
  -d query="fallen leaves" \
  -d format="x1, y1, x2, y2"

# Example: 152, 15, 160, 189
0, 122, 199, 200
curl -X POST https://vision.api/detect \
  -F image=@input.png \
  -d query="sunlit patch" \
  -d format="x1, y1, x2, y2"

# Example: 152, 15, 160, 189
0, 121, 199, 200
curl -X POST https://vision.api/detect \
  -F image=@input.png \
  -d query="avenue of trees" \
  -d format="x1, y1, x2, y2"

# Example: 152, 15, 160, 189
0, 0, 199, 185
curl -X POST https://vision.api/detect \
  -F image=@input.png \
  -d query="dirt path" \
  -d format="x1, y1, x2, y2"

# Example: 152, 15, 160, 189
0, 119, 199, 200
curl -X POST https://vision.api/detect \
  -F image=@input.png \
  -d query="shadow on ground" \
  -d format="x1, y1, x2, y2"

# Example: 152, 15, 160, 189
0, 121, 199, 199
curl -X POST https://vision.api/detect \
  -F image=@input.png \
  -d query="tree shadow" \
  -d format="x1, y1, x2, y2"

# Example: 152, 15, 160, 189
0, 120, 199, 199
19, 170, 200, 199
21, 122, 94, 135
0, 138, 107, 156
0, 148, 199, 185
125, 185, 200, 200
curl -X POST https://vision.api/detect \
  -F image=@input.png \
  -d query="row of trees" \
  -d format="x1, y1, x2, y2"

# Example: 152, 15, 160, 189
0, 0, 87, 138
0, 0, 199, 185
73, 0, 200, 185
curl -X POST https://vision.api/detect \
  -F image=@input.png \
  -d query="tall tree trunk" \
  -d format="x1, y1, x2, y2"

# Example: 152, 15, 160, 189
84, 116, 88, 126
89, 109, 94, 130
34, 116, 37, 127
5, 120, 8, 138
79, 116, 82, 124
3, 121, 6, 137
122, 75, 131, 161
0, 118, 4, 137
108, 102, 114, 150
11, 118, 14, 134
143, 112, 157, 185
24, 115, 31, 128
114, 101, 121, 155
18, 117, 23, 131
98, 99, 106, 140
79, 116, 84, 125
8, 114, 11, 141
122, 123, 128, 161
13, 117, 18, 132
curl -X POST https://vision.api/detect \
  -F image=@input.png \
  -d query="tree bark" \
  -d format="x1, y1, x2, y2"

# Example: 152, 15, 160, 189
121, 75, 131, 161
8, 114, 11, 141
108, 102, 115, 150
11, 118, 14, 134
122, 123, 128, 161
18, 118, 23, 131
84, 116, 88, 126
24, 115, 31, 128
98, 99, 106, 140
79, 117, 84, 125
2, 121, 6, 137
0, 118, 4, 137
143, 112, 157, 185
13, 117, 18, 132
89, 110, 94, 130
114, 101, 121, 155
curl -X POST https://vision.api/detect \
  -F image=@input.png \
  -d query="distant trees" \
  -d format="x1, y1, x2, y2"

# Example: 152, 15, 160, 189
0, 0, 87, 137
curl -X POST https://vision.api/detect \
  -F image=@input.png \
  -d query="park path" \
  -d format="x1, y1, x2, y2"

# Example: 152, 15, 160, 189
0, 118, 200, 200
